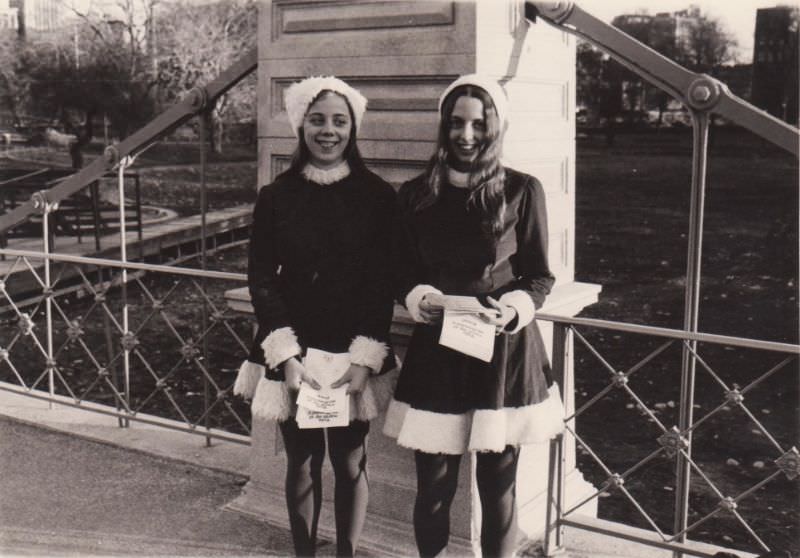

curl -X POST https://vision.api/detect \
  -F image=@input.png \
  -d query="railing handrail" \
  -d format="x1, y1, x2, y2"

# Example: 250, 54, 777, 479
538, 312, 800, 355
526, 2, 800, 156
0, 247, 247, 282
0, 48, 258, 236
3, 245, 793, 356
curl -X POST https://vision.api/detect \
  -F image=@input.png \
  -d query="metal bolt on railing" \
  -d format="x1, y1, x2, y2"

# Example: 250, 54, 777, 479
120, 332, 139, 351
604, 473, 626, 491
685, 76, 723, 110
97, 367, 110, 378
152, 300, 164, 310
17, 314, 34, 335
95, 292, 106, 303
529, 1, 574, 23
45, 358, 56, 370
658, 427, 690, 458
0, 348, 8, 361
156, 378, 168, 390
66, 321, 84, 341
724, 388, 745, 406
612, 371, 628, 388
180, 342, 200, 361
31, 190, 59, 213
0, 279, 5, 291
775, 448, 800, 480
719, 496, 738, 512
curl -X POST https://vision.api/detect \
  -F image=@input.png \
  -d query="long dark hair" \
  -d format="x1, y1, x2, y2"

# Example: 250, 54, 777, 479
285, 90, 368, 176
409, 84, 506, 235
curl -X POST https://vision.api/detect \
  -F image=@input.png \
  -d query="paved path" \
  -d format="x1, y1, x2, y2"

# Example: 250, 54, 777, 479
0, 416, 295, 557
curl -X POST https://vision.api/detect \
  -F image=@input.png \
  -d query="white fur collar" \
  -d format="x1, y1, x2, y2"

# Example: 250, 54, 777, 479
447, 167, 470, 188
302, 161, 351, 185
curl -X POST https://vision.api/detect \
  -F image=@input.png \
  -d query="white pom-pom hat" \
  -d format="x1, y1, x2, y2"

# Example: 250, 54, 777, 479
284, 76, 368, 138
438, 74, 509, 127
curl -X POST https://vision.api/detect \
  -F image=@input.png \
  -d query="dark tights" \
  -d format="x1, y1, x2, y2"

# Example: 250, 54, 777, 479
279, 418, 369, 557
414, 446, 520, 558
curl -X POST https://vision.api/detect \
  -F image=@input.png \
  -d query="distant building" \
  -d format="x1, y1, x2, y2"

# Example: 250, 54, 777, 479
611, 10, 704, 113
751, 5, 799, 123
9, 0, 65, 35
611, 14, 652, 44
716, 64, 753, 101
0, 0, 19, 30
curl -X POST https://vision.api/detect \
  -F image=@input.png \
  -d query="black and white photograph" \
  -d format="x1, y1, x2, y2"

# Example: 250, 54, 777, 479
0, 0, 797, 556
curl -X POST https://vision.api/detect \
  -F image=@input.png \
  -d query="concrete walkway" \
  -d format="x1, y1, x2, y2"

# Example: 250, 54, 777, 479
0, 388, 759, 558
0, 416, 295, 557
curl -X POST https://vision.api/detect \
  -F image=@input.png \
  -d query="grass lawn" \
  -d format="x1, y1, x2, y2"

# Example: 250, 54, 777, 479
573, 127, 798, 555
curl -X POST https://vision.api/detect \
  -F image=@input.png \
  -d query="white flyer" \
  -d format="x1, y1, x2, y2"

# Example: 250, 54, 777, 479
296, 348, 350, 429
440, 295, 497, 315
438, 309, 496, 363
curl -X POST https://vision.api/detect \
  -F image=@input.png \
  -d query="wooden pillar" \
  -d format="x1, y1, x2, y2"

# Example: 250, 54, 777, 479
227, 1, 600, 555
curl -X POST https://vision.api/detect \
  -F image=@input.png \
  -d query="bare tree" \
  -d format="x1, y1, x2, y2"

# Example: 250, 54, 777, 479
157, 0, 256, 152
674, 7, 738, 73
0, 31, 28, 126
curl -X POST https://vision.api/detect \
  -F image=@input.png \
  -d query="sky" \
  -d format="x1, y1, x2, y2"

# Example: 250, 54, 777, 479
576, 0, 799, 63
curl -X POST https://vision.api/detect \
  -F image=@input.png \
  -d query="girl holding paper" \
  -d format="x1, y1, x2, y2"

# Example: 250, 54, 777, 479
233, 76, 397, 557
384, 74, 563, 557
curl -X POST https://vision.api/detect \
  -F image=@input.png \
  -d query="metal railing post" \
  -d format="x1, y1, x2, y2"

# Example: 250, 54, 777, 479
545, 322, 571, 554
672, 107, 711, 556
32, 191, 57, 407
118, 157, 133, 427
200, 110, 212, 447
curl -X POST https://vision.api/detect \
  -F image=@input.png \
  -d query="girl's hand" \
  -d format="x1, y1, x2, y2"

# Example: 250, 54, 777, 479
330, 364, 371, 395
419, 293, 445, 323
481, 296, 517, 333
284, 358, 321, 391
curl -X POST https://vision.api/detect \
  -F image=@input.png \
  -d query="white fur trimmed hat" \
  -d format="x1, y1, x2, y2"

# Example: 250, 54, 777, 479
438, 74, 509, 126
284, 76, 368, 138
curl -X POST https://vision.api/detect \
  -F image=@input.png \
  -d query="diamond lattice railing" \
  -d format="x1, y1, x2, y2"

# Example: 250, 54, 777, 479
0, 253, 253, 439
558, 322, 799, 554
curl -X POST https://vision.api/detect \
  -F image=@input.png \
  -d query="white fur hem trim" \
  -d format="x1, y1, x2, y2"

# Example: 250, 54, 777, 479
405, 284, 443, 323
232, 360, 263, 400
383, 399, 470, 454
349, 335, 389, 374
499, 290, 536, 334
260, 326, 301, 369
251, 376, 292, 422
469, 383, 564, 452
383, 384, 564, 454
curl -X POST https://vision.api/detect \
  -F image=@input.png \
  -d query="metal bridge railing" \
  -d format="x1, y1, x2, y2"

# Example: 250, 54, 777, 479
540, 312, 799, 557
0, 46, 258, 446
526, 2, 799, 556
0, 248, 251, 446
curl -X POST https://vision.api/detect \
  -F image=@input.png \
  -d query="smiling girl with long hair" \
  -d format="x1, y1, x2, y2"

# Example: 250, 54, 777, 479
384, 74, 564, 557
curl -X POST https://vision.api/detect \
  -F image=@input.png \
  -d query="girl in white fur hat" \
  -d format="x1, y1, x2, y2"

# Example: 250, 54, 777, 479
384, 74, 564, 557
234, 76, 397, 557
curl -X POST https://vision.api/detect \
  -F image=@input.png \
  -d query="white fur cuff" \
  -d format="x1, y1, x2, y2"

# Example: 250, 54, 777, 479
251, 377, 292, 422
349, 335, 389, 374
233, 360, 263, 400
405, 284, 443, 323
260, 326, 302, 369
499, 290, 536, 334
